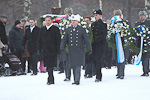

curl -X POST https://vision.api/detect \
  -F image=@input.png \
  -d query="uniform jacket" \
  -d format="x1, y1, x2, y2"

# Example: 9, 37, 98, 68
37, 25, 61, 67
91, 19, 107, 62
60, 25, 92, 67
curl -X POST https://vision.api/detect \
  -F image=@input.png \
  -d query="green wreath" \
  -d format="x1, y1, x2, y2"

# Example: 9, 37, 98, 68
106, 20, 132, 50
129, 25, 150, 54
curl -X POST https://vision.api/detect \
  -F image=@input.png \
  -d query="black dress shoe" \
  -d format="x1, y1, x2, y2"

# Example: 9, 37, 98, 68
84, 74, 87, 78
27, 71, 31, 73
95, 79, 101, 82
87, 75, 92, 78
47, 82, 54, 85
58, 71, 64, 74
72, 82, 80, 85
116, 76, 120, 79
64, 78, 70, 81
120, 76, 124, 79
31, 73, 37, 76
141, 73, 149, 76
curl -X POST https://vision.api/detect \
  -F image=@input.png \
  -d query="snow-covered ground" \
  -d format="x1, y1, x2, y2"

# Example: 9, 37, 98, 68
0, 64, 150, 100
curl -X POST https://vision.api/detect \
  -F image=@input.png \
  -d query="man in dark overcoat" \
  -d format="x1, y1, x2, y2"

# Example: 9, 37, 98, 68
9, 20, 24, 61
23, 18, 40, 75
37, 16, 61, 85
135, 11, 150, 76
60, 14, 92, 85
91, 9, 107, 82
0, 14, 8, 48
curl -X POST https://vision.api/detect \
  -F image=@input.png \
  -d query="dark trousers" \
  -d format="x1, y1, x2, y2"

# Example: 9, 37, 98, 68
30, 52, 38, 75
22, 57, 31, 72
85, 63, 93, 76
73, 66, 81, 82
95, 61, 102, 80
142, 56, 150, 73
47, 67, 54, 84
59, 61, 64, 72
117, 62, 125, 76
64, 61, 71, 79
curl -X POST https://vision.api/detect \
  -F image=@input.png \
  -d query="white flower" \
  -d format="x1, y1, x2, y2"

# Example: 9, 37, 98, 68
144, 40, 147, 42
78, 23, 81, 26
59, 23, 62, 26
66, 25, 68, 28
83, 25, 86, 28
144, 44, 147, 46
124, 39, 127, 43
69, 24, 71, 27
59, 27, 62, 30
148, 31, 150, 34
114, 24, 117, 27
146, 28, 149, 31
81, 21, 84, 24
124, 34, 127, 36
126, 25, 129, 28
129, 37, 131, 40
143, 31, 146, 33
147, 36, 149, 39
143, 34, 146, 37
62, 28, 64, 30
144, 50, 147, 52
67, 21, 70, 24
128, 32, 130, 35
83, 22, 87, 24
86, 30, 89, 33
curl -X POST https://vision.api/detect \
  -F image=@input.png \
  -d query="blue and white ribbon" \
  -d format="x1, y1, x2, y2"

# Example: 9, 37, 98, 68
134, 25, 145, 65
115, 32, 125, 63
134, 37, 143, 65
110, 16, 121, 23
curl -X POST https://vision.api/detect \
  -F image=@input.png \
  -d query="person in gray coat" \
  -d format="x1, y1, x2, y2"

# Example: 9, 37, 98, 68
60, 14, 92, 85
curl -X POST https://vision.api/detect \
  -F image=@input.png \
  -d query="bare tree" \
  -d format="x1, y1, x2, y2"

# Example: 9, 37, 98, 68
22, 0, 32, 21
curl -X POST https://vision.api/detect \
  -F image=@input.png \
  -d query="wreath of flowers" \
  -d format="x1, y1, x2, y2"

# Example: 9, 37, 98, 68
106, 20, 132, 50
129, 25, 150, 53
59, 15, 89, 39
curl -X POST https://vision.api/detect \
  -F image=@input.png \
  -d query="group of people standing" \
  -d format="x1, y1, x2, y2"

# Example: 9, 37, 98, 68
0, 7, 150, 85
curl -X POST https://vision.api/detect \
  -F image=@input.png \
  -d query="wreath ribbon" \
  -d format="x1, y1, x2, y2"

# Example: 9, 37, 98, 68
115, 32, 125, 63
134, 26, 145, 65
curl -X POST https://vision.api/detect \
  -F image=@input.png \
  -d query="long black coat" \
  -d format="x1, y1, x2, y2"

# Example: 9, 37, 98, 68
9, 26, 23, 50
0, 21, 8, 45
37, 25, 61, 67
23, 26, 40, 55
91, 19, 107, 62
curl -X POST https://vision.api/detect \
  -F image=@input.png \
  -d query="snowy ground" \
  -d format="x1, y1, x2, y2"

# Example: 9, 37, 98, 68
0, 64, 150, 100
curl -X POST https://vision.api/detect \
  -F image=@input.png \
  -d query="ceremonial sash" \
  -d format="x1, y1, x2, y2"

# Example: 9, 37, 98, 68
134, 26, 145, 65
134, 37, 143, 65
115, 32, 125, 63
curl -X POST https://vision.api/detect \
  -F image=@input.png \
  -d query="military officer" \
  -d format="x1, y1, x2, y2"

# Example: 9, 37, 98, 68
59, 8, 73, 75
60, 14, 92, 85
135, 11, 150, 76
91, 9, 107, 82
113, 9, 129, 79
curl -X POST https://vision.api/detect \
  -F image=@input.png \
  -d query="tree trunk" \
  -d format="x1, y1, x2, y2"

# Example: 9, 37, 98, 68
22, 0, 32, 21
